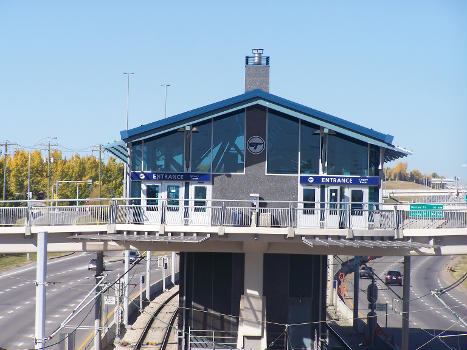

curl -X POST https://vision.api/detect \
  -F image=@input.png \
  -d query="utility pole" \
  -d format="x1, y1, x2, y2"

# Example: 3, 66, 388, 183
161, 83, 171, 118
123, 72, 135, 131
39, 138, 57, 201
98, 144, 102, 199
34, 231, 47, 350
402, 256, 411, 350
94, 252, 103, 350
1, 141, 18, 201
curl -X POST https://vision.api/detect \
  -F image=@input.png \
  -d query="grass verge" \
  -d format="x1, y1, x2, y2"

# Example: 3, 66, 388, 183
449, 255, 467, 290
0, 252, 72, 273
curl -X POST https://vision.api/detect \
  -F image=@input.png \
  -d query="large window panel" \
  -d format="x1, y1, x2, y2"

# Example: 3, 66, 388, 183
327, 134, 368, 176
191, 120, 212, 173
212, 112, 245, 173
131, 142, 142, 171
369, 144, 379, 176
143, 131, 184, 172
267, 111, 299, 174
300, 121, 320, 174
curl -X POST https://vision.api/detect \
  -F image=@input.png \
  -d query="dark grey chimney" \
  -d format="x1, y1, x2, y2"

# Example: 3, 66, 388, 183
245, 49, 270, 92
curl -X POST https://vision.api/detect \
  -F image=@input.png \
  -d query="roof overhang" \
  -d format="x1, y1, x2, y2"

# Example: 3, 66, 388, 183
120, 89, 410, 162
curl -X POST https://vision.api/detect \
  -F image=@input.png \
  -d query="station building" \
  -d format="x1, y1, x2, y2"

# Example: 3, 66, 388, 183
112, 50, 409, 350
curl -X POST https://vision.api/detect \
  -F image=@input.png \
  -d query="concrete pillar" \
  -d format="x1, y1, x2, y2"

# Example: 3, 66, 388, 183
171, 251, 176, 285
123, 250, 130, 326
353, 256, 360, 331
34, 232, 47, 350
94, 251, 103, 350
237, 241, 267, 350
402, 256, 411, 350
146, 251, 151, 300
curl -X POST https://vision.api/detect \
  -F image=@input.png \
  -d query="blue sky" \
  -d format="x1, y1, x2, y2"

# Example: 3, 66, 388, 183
1, 1, 465, 181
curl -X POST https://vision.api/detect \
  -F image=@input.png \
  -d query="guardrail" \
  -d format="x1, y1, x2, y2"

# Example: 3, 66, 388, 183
0, 198, 465, 230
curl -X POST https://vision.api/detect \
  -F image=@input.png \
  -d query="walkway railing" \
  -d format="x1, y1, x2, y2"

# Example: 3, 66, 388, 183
0, 198, 465, 230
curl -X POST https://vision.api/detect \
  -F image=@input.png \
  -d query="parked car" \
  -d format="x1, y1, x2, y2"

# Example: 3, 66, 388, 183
385, 270, 402, 286
359, 265, 374, 279
88, 258, 105, 271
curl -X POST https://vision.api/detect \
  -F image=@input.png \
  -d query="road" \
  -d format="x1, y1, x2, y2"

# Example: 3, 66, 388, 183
0, 251, 170, 350
344, 255, 467, 349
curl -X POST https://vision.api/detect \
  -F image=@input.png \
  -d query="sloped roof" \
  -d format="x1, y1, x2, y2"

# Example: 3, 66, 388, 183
120, 89, 410, 162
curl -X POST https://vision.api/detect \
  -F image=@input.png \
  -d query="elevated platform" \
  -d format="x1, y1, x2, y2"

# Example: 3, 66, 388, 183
0, 199, 465, 255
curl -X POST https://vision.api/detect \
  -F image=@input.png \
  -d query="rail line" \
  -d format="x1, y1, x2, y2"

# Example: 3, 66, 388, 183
134, 289, 179, 350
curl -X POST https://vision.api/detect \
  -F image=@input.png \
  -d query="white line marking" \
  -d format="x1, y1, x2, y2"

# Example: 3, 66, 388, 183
0, 316, 3, 319
15, 306, 21, 310
16, 343, 24, 347
46, 320, 53, 324
24, 300, 31, 304
5, 289, 11, 292
0, 253, 85, 280
7, 310, 13, 314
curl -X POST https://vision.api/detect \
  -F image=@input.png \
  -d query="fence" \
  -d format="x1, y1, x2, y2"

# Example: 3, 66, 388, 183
0, 198, 465, 230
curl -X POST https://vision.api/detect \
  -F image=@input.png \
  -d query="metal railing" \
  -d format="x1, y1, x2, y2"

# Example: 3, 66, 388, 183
0, 198, 465, 231
188, 329, 237, 350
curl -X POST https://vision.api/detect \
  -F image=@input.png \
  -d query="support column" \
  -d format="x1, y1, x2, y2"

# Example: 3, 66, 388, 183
146, 251, 151, 300
35, 232, 47, 350
326, 255, 334, 306
353, 256, 360, 331
237, 242, 267, 350
94, 251, 103, 350
171, 251, 176, 285
123, 250, 130, 326
402, 256, 411, 350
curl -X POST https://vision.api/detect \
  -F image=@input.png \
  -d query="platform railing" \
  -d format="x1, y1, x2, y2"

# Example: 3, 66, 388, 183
188, 329, 237, 350
0, 198, 466, 230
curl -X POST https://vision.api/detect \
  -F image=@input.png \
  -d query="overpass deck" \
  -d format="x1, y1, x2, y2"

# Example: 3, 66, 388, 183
0, 199, 465, 255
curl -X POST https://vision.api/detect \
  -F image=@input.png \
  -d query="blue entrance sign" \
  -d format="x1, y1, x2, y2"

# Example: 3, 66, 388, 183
300, 175, 380, 186
131, 172, 211, 182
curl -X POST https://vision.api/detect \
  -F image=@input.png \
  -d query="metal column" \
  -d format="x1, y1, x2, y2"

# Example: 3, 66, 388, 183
353, 256, 360, 331
34, 232, 47, 350
402, 256, 411, 350
123, 250, 130, 326
171, 252, 176, 285
94, 251, 103, 350
146, 251, 151, 300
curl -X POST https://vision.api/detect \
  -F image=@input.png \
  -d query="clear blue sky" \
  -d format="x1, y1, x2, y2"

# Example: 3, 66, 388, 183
1, 1, 465, 181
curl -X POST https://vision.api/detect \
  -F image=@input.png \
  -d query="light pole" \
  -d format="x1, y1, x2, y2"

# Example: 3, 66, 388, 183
55, 180, 92, 205
161, 83, 170, 118
123, 72, 135, 131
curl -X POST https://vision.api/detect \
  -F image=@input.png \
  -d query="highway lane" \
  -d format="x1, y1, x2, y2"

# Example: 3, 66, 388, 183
344, 255, 467, 349
0, 251, 170, 350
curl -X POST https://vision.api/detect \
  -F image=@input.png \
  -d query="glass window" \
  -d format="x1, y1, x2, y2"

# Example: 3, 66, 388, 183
143, 132, 184, 172
212, 112, 244, 173
369, 145, 379, 176
130, 181, 141, 205
167, 185, 180, 210
329, 188, 339, 215
369, 186, 379, 211
131, 142, 142, 171
267, 111, 299, 174
327, 134, 368, 176
351, 189, 363, 215
191, 120, 212, 173
300, 121, 320, 174
146, 185, 159, 208
303, 188, 315, 214
194, 186, 207, 212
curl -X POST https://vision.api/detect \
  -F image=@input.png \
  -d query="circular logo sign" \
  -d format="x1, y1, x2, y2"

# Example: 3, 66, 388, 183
307, 176, 314, 183
247, 136, 265, 155
139, 173, 146, 180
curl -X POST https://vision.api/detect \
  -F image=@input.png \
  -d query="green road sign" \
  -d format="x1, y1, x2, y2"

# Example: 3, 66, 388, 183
409, 204, 444, 218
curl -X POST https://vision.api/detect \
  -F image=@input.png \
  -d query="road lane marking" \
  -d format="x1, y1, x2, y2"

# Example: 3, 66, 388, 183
7, 310, 13, 314
5, 289, 11, 292
0, 252, 86, 280
16, 342, 24, 347
15, 306, 21, 310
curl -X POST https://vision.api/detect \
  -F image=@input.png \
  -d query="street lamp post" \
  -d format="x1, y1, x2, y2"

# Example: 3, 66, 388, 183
161, 83, 171, 118
123, 72, 135, 131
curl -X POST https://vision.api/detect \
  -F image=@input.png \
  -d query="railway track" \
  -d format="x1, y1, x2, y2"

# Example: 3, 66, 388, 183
133, 288, 179, 350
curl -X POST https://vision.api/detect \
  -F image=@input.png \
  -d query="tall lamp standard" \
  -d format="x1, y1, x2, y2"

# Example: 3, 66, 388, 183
123, 72, 135, 130
161, 83, 170, 118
